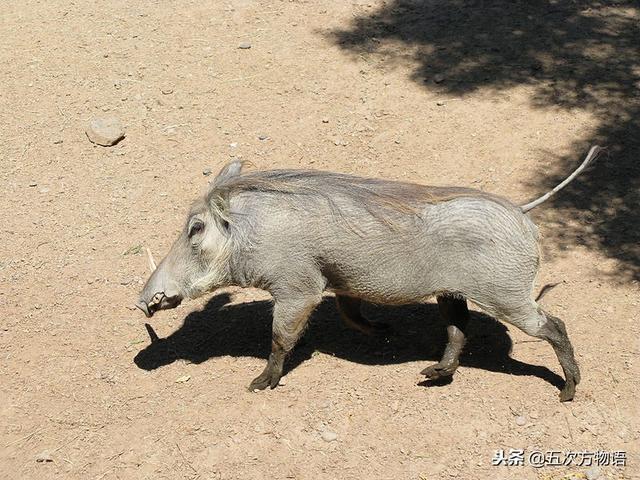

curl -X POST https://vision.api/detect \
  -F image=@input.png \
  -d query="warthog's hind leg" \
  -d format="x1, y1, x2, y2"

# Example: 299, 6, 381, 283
538, 312, 581, 401
496, 302, 580, 402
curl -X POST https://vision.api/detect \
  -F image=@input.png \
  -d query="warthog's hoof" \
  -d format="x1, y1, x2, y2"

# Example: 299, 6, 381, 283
420, 362, 458, 380
558, 374, 578, 402
248, 369, 282, 392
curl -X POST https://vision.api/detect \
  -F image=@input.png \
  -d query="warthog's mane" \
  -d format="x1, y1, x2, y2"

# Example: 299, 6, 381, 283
206, 166, 513, 228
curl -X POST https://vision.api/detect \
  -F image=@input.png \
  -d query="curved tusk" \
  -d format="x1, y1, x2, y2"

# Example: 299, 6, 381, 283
146, 247, 157, 273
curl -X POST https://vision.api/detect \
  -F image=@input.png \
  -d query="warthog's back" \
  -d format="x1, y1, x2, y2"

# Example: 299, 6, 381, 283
225, 170, 540, 309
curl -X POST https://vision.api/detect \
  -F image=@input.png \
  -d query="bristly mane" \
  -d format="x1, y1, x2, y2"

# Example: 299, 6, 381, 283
206, 166, 513, 228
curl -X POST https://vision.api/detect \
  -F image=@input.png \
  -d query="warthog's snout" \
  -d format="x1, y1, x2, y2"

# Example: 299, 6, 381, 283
135, 293, 182, 318
135, 299, 151, 317
136, 247, 184, 317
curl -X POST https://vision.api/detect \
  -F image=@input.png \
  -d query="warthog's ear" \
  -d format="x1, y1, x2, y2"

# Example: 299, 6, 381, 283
208, 160, 251, 227
215, 160, 244, 183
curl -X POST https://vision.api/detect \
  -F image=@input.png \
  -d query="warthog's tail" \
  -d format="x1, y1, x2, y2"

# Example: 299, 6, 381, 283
520, 145, 603, 213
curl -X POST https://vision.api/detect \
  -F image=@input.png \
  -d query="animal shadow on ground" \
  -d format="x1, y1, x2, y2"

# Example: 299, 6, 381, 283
135, 292, 564, 391
330, 0, 640, 281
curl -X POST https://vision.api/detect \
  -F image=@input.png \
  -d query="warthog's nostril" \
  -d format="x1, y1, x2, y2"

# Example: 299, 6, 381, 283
135, 300, 152, 318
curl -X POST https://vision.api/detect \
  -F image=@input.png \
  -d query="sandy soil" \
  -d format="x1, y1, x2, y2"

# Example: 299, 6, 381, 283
1, 1, 638, 479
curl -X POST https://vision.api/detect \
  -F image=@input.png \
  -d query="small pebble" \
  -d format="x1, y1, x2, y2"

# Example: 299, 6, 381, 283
175, 375, 191, 383
433, 73, 445, 83
515, 415, 527, 426
28, 182, 37, 187
161, 87, 174, 95
436, 101, 445, 106
258, 135, 268, 141
321, 118, 329, 123
203, 168, 212, 176
238, 42, 251, 49
35, 451, 53, 463
53, 139, 63, 144
321, 430, 337, 442
278, 376, 287, 386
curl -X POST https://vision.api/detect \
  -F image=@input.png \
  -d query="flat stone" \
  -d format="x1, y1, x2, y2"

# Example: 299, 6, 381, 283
86, 117, 125, 146
238, 42, 252, 49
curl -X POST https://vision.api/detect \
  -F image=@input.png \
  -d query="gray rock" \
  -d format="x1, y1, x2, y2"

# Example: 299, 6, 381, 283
203, 168, 213, 176
515, 415, 527, 426
238, 42, 252, 49
86, 117, 125, 146
433, 73, 445, 83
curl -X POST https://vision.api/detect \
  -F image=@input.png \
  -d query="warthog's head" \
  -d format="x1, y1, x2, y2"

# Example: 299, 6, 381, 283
136, 162, 243, 317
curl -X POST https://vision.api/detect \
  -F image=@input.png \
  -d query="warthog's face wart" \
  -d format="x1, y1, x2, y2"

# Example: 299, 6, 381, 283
136, 200, 233, 318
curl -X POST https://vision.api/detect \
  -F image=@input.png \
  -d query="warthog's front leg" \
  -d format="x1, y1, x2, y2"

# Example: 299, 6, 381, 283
249, 295, 322, 391
421, 295, 469, 380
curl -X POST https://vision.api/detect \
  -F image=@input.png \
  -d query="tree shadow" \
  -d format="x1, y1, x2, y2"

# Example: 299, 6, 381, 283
135, 292, 565, 392
329, 0, 640, 281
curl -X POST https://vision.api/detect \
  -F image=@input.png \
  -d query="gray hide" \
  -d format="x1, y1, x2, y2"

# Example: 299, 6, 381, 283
138, 147, 601, 401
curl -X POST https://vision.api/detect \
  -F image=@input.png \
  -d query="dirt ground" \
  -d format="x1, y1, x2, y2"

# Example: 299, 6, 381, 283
1, 1, 638, 479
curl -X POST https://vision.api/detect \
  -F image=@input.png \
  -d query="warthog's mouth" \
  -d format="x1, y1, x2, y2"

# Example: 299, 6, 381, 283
136, 292, 182, 318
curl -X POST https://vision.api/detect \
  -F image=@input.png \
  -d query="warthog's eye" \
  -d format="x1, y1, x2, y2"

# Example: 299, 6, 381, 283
188, 220, 204, 238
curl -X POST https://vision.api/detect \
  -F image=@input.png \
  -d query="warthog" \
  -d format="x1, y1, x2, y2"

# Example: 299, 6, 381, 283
137, 146, 602, 401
